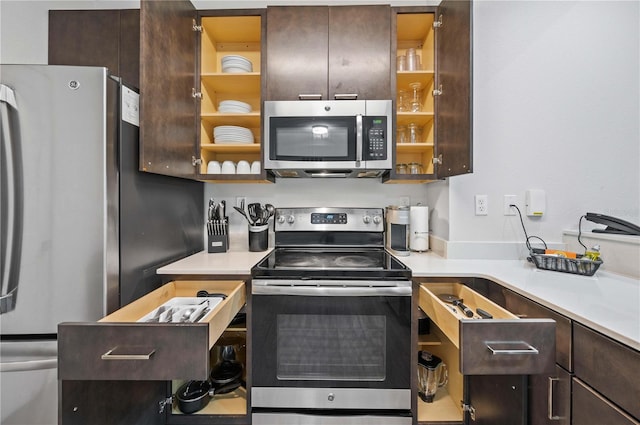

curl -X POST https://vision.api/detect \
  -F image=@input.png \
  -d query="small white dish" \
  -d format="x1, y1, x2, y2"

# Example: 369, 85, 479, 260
236, 160, 251, 174
221, 160, 236, 174
251, 161, 261, 174
207, 160, 221, 174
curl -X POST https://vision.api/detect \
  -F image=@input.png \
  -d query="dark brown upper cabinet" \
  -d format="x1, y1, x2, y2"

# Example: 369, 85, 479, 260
49, 9, 140, 88
265, 5, 392, 101
387, 1, 473, 183
139, 0, 270, 182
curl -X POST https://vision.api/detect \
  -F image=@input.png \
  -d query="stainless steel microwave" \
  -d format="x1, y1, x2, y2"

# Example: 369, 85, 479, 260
263, 100, 393, 178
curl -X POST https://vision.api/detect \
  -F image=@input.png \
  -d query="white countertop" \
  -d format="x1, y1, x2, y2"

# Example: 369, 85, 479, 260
158, 248, 640, 351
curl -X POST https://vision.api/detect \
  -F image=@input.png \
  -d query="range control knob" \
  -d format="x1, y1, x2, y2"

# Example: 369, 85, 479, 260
373, 215, 382, 224
287, 215, 295, 224
327, 393, 335, 402
363, 215, 371, 224
277, 215, 286, 224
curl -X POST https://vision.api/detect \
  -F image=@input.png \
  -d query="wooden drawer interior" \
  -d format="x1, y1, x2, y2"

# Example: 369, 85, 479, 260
419, 282, 517, 348
101, 280, 246, 352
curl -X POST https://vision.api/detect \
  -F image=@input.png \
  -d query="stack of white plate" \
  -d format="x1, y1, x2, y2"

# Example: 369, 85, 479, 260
218, 100, 252, 113
213, 125, 254, 144
221, 55, 253, 73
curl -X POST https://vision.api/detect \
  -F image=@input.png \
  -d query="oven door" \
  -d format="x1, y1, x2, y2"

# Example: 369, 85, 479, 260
251, 281, 411, 410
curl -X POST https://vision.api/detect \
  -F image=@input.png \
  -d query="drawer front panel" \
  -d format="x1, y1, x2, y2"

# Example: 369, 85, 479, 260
59, 322, 209, 381
460, 319, 555, 375
573, 323, 640, 419
572, 378, 640, 425
504, 290, 572, 371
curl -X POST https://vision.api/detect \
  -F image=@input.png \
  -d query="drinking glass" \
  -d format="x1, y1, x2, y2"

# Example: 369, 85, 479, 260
397, 90, 409, 112
409, 82, 422, 112
408, 123, 421, 144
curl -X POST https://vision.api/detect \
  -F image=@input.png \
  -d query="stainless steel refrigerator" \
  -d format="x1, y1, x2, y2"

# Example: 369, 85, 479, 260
0, 64, 203, 424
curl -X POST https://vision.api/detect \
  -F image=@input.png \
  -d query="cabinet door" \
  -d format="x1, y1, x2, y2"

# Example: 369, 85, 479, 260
466, 375, 527, 425
434, 0, 472, 178
572, 378, 640, 425
140, 0, 197, 178
266, 6, 329, 100
328, 5, 392, 100
528, 365, 571, 425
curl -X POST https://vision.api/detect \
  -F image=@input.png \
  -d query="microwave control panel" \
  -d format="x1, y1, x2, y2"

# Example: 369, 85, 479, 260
363, 116, 387, 160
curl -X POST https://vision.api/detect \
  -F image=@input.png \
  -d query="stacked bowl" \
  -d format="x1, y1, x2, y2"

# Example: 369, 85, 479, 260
221, 55, 253, 73
218, 100, 252, 113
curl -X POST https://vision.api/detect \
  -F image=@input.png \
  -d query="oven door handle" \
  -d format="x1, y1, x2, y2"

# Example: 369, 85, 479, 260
252, 285, 411, 297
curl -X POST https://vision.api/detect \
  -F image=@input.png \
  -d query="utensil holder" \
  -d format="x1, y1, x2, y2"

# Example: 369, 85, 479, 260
248, 224, 268, 252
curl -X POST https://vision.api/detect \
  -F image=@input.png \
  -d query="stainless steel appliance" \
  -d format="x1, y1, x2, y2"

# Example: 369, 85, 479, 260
263, 100, 393, 178
386, 205, 410, 256
0, 65, 202, 424
251, 207, 412, 425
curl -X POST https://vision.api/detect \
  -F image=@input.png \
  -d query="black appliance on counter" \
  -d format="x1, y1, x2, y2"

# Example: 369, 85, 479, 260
251, 207, 412, 425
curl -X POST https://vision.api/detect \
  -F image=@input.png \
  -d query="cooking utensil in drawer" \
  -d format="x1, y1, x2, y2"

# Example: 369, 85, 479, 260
438, 294, 474, 318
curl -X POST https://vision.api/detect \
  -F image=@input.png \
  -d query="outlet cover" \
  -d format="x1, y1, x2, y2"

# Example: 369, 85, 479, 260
504, 195, 517, 215
475, 194, 488, 216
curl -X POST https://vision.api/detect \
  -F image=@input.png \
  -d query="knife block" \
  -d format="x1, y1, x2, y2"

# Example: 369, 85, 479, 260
207, 222, 229, 253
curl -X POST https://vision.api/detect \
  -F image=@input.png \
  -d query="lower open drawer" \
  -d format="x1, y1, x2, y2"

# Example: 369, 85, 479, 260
58, 280, 245, 381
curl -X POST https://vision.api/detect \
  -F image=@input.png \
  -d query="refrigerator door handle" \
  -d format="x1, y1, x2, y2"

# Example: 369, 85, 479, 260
0, 357, 57, 373
0, 83, 23, 315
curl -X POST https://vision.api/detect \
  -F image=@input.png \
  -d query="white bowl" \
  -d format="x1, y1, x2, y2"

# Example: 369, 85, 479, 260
251, 161, 261, 174
221, 161, 236, 174
236, 160, 251, 174
207, 161, 221, 174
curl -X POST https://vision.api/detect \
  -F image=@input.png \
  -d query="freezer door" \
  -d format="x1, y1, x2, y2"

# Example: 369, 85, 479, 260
0, 340, 58, 425
0, 65, 109, 335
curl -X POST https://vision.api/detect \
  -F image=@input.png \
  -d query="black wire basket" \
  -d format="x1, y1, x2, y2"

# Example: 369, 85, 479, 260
527, 248, 603, 276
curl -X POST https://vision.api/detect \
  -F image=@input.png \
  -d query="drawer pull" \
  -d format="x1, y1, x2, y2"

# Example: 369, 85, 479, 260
486, 342, 539, 355
547, 377, 561, 420
101, 347, 156, 360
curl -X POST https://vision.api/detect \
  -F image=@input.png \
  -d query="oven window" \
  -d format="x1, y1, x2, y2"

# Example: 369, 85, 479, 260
270, 117, 356, 161
277, 314, 386, 381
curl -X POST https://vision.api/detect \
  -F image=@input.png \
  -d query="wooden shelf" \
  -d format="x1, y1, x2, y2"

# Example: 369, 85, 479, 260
417, 387, 462, 424
201, 112, 260, 128
397, 142, 434, 152
201, 143, 260, 153
397, 112, 434, 127
397, 70, 434, 89
418, 333, 442, 347
201, 73, 261, 94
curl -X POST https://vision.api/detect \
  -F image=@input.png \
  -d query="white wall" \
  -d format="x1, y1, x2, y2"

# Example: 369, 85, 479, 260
2, 0, 638, 258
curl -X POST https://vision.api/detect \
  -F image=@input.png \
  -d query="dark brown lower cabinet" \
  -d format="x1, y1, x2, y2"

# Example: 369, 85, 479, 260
528, 365, 571, 425
572, 378, 640, 425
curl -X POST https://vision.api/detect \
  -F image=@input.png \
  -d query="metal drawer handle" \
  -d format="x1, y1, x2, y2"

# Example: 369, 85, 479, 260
485, 342, 539, 355
548, 377, 561, 420
298, 94, 323, 100
101, 347, 156, 361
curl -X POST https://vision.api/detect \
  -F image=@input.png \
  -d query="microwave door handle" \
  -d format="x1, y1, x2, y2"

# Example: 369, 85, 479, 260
356, 114, 363, 166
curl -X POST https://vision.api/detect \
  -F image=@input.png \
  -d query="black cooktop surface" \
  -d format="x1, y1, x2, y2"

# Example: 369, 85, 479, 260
251, 248, 411, 279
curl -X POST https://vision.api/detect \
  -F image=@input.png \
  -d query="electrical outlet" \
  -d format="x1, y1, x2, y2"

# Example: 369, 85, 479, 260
475, 195, 488, 216
504, 195, 517, 216
236, 196, 246, 209
400, 196, 411, 206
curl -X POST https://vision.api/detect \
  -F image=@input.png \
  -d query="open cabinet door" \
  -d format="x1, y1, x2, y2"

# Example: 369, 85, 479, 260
434, 0, 473, 178
464, 375, 527, 425
140, 0, 197, 178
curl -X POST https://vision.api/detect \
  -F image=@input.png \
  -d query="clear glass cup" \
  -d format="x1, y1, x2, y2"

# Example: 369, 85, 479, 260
408, 123, 421, 144
409, 82, 422, 112
396, 55, 406, 71
397, 125, 408, 144
406, 48, 418, 71
396, 163, 408, 174
408, 162, 424, 174
397, 90, 409, 112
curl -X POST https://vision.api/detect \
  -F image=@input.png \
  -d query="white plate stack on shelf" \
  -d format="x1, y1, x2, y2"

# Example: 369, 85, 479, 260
218, 100, 252, 113
213, 125, 254, 144
221, 55, 253, 73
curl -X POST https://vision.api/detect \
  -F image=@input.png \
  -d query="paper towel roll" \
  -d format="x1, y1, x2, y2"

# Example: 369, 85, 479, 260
410, 206, 429, 251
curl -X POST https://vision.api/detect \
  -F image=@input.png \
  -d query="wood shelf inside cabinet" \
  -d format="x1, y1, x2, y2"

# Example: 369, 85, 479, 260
397, 112, 434, 127
201, 112, 260, 128
397, 142, 434, 152
397, 70, 434, 89
417, 387, 462, 424
418, 333, 441, 347
201, 143, 260, 153
201, 72, 261, 94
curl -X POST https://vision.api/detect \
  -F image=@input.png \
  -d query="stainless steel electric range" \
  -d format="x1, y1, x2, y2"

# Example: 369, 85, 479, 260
251, 207, 412, 425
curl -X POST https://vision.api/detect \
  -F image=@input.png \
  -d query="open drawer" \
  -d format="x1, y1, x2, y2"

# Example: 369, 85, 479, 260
419, 282, 555, 375
58, 280, 245, 382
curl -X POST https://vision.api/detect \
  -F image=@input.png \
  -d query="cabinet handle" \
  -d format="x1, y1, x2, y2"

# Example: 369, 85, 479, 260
298, 94, 323, 100
547, 377, 561, 420
101, 347, 156, 360
485, 342, 539, 355
334, 93, 358, 100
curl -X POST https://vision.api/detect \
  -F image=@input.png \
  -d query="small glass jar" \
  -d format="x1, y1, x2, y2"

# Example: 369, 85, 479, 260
396, 55, 406, 71
408, 162, 424, 174
397, 90, 409, 112
408, 123, 421, 144
397, 125, 408, 144
396, 163, 408, 174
